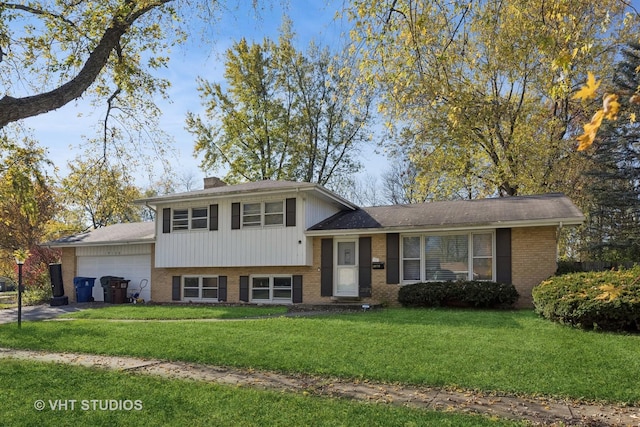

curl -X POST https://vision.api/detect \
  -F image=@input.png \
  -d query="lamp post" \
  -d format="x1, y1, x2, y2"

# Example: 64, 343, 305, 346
16, 257, 24, 329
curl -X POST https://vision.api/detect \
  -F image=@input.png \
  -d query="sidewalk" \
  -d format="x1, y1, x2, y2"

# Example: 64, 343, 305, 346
1, 347, 638, 426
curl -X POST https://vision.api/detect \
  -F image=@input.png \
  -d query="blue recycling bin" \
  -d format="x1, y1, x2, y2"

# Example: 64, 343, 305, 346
73, 277, 96, 303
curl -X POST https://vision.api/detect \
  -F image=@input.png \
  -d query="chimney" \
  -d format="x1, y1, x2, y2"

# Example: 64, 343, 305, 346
204, 177, 227, 189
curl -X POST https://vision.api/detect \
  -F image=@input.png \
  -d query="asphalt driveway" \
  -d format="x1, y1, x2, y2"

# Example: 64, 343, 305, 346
0, 303, 93, 324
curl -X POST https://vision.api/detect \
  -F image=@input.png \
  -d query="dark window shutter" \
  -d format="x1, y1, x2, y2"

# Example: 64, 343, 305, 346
386, 233, 400, 284
172, 276, 181, 301
496, 228, 512, 284
232, 203, 241, 230
286, 198, 296, 227
209, 204, 219, 231
321, 238, 333, 296
218, 275, 227, 301
239, 275, 249, 302
292, 275, 303, 303
163, 208, 171, 234
359, 237, 372, 297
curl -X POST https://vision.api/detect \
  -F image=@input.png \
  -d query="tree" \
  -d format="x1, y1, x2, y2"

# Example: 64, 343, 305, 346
346, 0, 639, 198
0, 0, 190, 126
187, 20, 372, 186
580, 43, 640, 262
0, 136, 56, 251
59, 157, 144, 230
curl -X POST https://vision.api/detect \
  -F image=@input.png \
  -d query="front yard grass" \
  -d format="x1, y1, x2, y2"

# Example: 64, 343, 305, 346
1, 308, 639, 404
60, 304, 289, 319
0, 359, 521, 427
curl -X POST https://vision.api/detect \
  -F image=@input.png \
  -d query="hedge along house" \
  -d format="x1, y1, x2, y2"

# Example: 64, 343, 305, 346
49, 179, 584, 307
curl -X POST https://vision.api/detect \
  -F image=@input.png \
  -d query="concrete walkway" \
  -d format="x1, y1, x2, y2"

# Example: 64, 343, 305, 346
1, 305, 639, 425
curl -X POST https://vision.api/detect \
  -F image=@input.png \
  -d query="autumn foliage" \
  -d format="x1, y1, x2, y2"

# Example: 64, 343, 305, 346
573, 72, 628, 151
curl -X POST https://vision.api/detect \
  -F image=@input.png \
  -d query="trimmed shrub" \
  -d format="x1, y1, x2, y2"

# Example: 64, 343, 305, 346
532, 266, 640, 332
398, 281, 519, 308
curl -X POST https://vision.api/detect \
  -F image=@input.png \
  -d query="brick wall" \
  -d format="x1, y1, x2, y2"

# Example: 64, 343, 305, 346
60, 247, 77, 302
95, 226, 559, 307
511, 226, 558, 307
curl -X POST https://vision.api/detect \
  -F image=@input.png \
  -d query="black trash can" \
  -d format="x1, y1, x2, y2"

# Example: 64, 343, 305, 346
100, 276, 123, 303
100, 276, 129, 303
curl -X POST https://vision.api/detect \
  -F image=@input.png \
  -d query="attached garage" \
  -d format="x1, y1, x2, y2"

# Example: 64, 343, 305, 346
76, 244, 152, 302
48, 222, 155, 303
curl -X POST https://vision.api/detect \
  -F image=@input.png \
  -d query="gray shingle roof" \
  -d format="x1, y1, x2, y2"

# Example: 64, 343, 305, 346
136, 180, 357, 210
308, 193, 584, 232
47, 222, 155, 247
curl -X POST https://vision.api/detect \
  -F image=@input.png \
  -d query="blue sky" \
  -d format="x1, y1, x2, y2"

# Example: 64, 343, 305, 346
23, 0, 381, 189
20, 1, 640, 190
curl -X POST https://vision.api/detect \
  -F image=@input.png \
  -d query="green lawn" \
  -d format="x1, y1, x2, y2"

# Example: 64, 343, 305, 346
60, 304, 289, 319
0, 359, 522, 427
1, 308, 639, 404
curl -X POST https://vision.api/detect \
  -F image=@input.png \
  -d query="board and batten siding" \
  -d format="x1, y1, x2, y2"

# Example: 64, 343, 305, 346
304, 193, 343, 229
155, 195, 313, 268
76, 244, 152, 257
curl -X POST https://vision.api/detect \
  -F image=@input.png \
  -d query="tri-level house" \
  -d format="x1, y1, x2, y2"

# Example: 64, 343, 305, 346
50, 178, 585, 307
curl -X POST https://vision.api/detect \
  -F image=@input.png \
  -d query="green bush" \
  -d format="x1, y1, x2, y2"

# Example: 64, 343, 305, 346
398, 281, 519, 308
532, 266, 640, 332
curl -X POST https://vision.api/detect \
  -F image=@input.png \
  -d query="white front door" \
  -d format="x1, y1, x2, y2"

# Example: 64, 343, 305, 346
335, 240, 358, 297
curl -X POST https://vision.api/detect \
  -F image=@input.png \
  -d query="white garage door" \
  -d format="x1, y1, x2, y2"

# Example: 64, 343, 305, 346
77, 253, 151, 302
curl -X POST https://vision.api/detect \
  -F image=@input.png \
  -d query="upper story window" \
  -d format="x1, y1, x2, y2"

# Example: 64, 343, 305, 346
172, 209, 189, 231
191, 207, 208, 229
173, 207, 208, 231
242, 201, 284, 227
401, 232, 494, 283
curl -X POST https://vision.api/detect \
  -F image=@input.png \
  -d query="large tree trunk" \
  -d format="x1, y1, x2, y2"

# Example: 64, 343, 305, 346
0, 25, 126, 129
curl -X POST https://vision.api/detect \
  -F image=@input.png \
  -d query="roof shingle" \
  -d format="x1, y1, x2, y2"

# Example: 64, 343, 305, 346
308, 193, 584, 232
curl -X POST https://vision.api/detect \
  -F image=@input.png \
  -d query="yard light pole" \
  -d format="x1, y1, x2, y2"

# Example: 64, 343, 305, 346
16, 257, 24, 329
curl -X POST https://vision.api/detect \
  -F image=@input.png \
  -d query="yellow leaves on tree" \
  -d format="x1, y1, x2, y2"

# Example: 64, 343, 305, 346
574, 72, 624, 151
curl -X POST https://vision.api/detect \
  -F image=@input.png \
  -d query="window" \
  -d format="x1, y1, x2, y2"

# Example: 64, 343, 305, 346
264, 201, 284, 225
172, 209, 189, 231
243, 203, 262, 227
191, 207, 208, 229
183, 276, 218, 300
401, 232, 494, 283
173, 207, 209, 231
242, 201, 284, 227
251, 276, 292, 302
473, 234, 493, 280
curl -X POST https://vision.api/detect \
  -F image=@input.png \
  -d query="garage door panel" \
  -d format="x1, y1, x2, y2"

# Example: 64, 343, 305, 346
77, 255, 151, 302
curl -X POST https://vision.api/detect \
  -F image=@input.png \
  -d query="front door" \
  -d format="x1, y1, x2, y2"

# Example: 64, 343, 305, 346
335, 240, 358, 297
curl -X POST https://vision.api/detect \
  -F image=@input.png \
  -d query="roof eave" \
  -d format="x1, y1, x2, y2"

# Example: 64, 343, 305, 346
305, 217, 584, 236
136, 184, 357, 210
46, 238, 155, 248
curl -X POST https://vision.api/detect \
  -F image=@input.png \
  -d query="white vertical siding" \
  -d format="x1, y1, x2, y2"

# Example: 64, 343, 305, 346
154, 191, 348, 268
305, 194, 342, 228
156, 196, 308, 267
76, 244, 152, 257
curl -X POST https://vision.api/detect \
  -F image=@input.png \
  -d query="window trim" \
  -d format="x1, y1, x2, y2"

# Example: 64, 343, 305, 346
249, 274, 293, 303
400, 231, 495, 284
241, 200, 285, 228
182, 275, 219, 301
